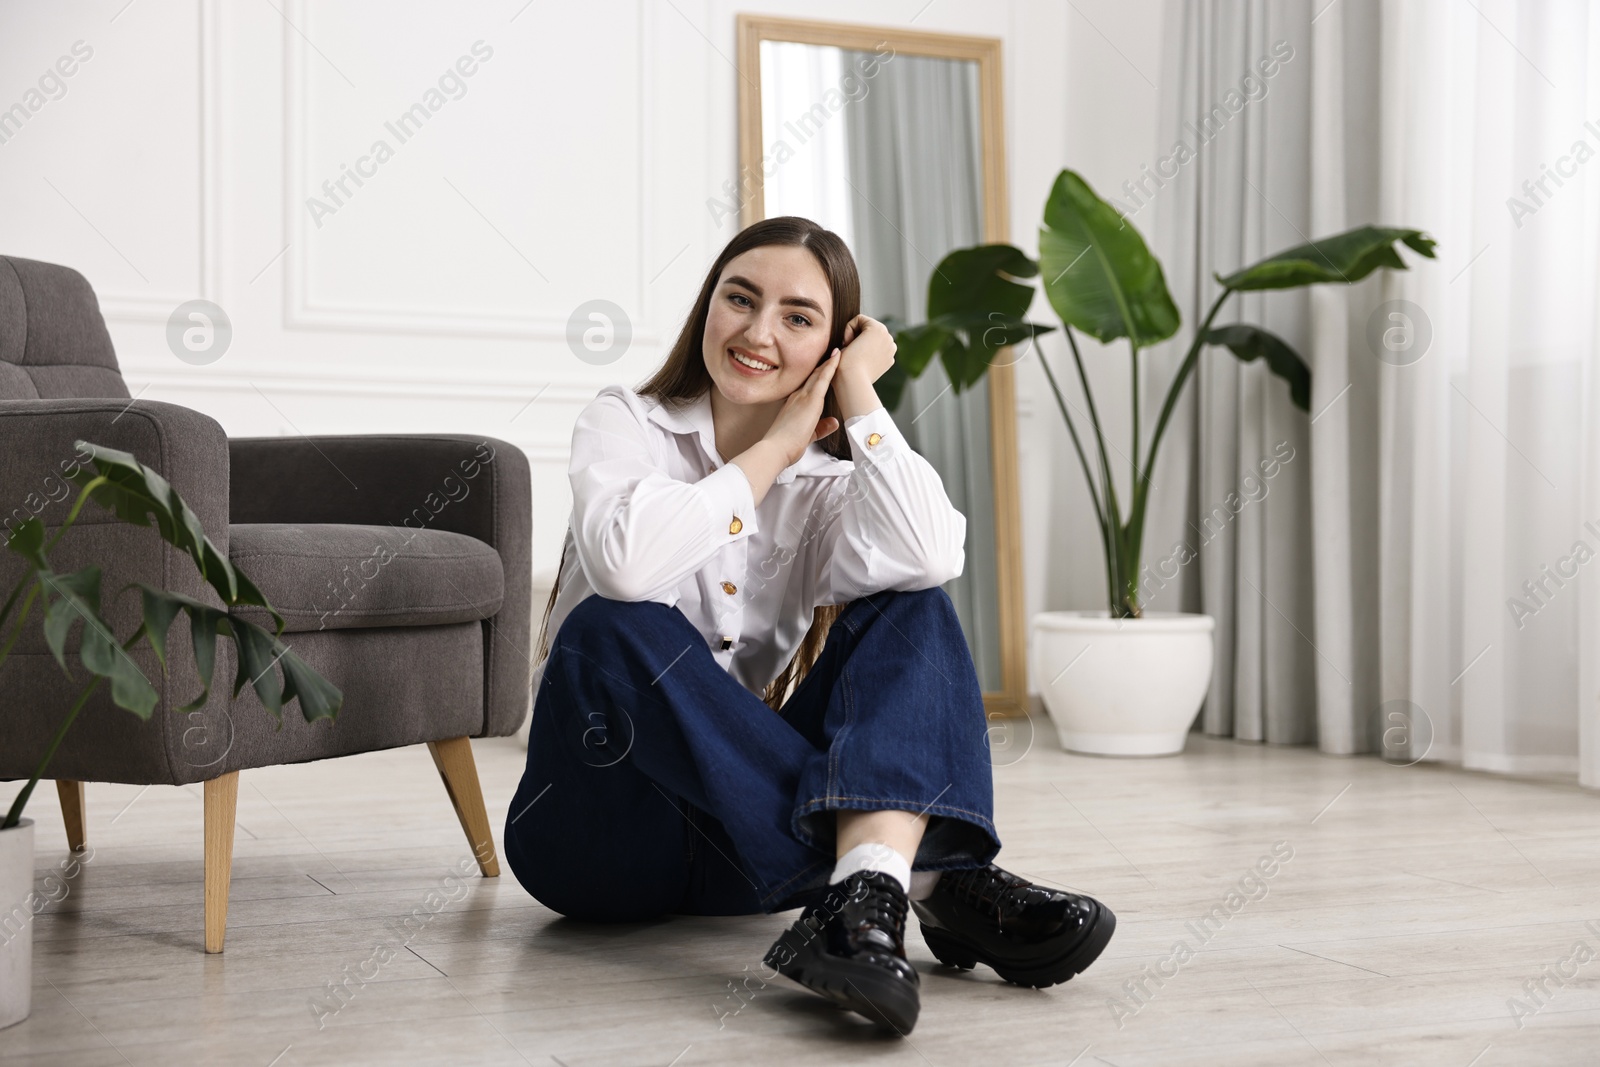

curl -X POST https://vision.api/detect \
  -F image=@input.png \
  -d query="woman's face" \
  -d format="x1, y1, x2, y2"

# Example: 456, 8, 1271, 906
701, 245, 833, 407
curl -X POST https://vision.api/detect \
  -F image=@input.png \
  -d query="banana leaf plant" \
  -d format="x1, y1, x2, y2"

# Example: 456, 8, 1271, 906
2, 441, 342, 829
885, 168, 1436, 618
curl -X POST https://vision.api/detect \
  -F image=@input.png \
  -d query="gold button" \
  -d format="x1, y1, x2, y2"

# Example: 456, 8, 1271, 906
867, 432, 882, 447
721, 581, 737, 595
728, 516, 743, 534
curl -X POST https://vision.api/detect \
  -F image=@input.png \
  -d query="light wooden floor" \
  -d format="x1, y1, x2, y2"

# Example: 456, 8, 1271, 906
3, 731, 1598, 1066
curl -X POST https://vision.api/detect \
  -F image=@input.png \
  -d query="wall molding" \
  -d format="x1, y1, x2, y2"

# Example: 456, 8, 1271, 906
280, 0, 658, 343
120, 367, 575, 463
98, 293, 204, 323
121, 361, 601, 404
97, 0, 222, 322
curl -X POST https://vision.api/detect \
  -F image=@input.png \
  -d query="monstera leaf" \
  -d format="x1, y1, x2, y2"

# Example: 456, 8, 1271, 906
881, 244, 1053, 409
64, 443, 283, 634
2, 443, 342, 830
38, 565, 159, 717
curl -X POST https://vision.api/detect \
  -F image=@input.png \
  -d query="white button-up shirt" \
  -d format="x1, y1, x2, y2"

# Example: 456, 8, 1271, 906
536, 383, 967, 698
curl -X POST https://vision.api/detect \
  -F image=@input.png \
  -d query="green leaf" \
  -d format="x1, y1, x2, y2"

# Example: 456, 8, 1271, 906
936, 314, 1048, 390
199, 537, 238, 604
168, 483, 208, 562
180, 602, 229, 713
1216, 226, 1439, 291
230, 567, 283, 635
67, 443, 237, 611
280, 647, 343, 723
133, 585, 331, 720
139, 586, 186, 671
927, 245, 1039, 323
928, 247, 1057, 388
37, 567, 158, 718
883, 246, 1055, 400
4, 517, 47, 568
1204, 324, 1313, 411
231, 617, 285, 720
1038, 169, 1180, 347
889, 321, 951, 380
106, 645, 158, 719
39, 568, 99, 672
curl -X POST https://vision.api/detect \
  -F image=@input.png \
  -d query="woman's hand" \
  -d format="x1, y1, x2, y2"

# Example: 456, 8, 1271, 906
831, 314, 895, 420
836, 315, 896, 388
762, 349, 843, 467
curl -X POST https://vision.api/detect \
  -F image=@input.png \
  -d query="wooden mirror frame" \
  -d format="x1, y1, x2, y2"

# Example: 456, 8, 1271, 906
736, 14, 1026, 717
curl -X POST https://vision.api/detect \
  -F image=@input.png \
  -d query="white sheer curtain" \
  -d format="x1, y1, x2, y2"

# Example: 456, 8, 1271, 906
759, 41, 855, 248
1151, 0, 1600, 787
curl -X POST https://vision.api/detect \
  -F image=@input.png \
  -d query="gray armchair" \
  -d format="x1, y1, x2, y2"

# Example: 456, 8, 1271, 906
0, 255, 533, 951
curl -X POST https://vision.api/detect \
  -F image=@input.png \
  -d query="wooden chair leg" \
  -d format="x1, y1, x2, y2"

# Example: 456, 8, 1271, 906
427, 737, 500, 877
203, 771, 239, 954
54, 780, 87, 852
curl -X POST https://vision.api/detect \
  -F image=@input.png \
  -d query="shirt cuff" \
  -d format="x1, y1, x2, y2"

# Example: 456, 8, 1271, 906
843, 405, 902, 467
698, 462, 760, 543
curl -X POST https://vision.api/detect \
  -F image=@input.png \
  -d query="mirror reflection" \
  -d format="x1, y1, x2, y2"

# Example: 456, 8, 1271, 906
756, 40, 1002, 690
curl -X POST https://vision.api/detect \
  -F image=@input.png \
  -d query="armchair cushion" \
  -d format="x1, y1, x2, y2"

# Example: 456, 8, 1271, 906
228, 434, 531, 738
228, 522, 505, 633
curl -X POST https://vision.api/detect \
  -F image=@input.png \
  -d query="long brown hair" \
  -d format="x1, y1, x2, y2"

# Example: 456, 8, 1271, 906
535, 216, 860, 711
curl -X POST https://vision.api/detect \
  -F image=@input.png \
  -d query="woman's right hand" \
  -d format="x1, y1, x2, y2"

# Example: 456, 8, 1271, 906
763, 349, 842, 467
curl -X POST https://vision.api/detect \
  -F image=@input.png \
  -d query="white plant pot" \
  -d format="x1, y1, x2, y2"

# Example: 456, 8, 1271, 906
0, 818, 34, 1029
1032, 612, 1215, 756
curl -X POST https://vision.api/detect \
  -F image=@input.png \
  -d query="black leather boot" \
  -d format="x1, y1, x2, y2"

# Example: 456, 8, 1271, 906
763, 870, 920, 1034
912, 864, 1115, 988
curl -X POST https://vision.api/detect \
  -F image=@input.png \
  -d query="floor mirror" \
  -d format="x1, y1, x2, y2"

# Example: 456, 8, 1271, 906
736, 15, 1027, 718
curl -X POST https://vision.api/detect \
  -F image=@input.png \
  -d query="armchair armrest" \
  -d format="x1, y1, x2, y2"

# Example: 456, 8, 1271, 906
2, 398, 231, 546
227, 434, 532, 737
0, 399, 231, 784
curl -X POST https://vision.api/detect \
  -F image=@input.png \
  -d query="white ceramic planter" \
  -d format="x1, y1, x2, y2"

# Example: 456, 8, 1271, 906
0, 818, 34, 1029
1032, 611, 1215, 756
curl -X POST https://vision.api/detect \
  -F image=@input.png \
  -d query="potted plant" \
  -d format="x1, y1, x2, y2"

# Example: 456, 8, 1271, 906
885, 169, 1435, 755
0, 441, 340, 1028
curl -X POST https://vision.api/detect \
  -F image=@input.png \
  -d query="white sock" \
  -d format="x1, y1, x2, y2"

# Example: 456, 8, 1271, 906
908, 871, 941, 901
830, 843, 913, 896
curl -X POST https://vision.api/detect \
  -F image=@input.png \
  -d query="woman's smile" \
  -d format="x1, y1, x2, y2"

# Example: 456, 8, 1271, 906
729, 347, 779, 375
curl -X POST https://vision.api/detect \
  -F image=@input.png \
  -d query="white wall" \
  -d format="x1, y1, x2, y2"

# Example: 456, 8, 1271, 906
1019, 0, 1167, 654
0, 0, 1164, 693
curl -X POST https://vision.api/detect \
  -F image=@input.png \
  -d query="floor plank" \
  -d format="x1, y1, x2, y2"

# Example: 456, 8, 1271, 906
3, 733, 1597, 1066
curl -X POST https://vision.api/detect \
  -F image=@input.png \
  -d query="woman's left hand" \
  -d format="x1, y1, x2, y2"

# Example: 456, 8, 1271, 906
835, 314, 896, 387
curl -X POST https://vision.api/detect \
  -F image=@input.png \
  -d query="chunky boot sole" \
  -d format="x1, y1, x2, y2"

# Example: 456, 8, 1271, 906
764, 921, 921, 1034
920, 899, 1117, 989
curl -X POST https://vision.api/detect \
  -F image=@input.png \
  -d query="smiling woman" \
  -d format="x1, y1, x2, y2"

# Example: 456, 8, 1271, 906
503, 214, 1115, 1037
528, 217, 957, 708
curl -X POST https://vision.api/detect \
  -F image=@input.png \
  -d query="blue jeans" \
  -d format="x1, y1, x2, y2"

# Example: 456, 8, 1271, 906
503, 586, 999, 921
